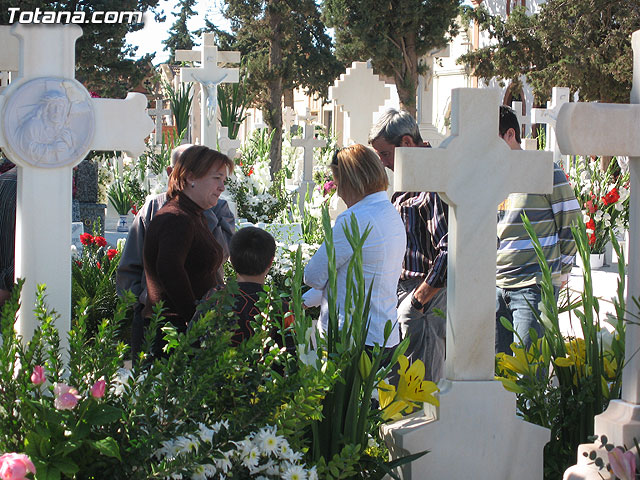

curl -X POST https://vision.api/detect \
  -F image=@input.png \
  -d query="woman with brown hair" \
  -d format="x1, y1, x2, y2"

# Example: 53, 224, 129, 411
303, 144, 406, 350
141, 145, 233, 355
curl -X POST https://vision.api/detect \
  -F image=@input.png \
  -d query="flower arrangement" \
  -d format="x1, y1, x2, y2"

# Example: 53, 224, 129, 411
227, 129, 291, 223
579, 435, 639, 480
71, 232, 121, 338
495, 216, 629, 479
568, 157, 630, 254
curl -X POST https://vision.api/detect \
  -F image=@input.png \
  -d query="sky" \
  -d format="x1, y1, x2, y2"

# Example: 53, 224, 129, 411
126, 0, 229, 65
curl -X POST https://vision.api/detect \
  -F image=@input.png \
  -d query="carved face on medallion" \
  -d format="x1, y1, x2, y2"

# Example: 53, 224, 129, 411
2, 77, 95, 168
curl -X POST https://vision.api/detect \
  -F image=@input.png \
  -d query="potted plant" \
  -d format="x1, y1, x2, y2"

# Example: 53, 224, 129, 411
107, 178, 132, 232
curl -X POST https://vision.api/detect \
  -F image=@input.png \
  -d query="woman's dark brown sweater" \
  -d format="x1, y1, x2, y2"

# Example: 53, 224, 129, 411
143, 192, 223, 328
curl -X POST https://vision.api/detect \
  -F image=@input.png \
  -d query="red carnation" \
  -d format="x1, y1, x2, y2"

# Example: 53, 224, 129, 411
75, 260, 82, 268
96, 261, 101, 269
93, 236, 107, 248
131, 203, 138, 215
107, 249, 118, 261
80, 233, 93, 246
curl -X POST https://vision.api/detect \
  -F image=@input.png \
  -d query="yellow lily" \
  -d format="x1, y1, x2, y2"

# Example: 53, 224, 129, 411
498, 343, 536, 376
396, 356, 440, 407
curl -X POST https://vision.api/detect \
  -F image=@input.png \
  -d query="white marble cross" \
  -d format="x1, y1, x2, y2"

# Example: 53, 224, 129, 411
217, 126, 241, 159
329, 62, 390, 145
292, 114, 326, 209
385, 87, 551, 478
147, 99, 171, 145
282, 106, 297, 133
555, 29, 640, 449
396, 88, 553, 379
179, 33, 240, 148
511, 100, 530, 138
531, 87, 570, 168
0, 24, 153, 347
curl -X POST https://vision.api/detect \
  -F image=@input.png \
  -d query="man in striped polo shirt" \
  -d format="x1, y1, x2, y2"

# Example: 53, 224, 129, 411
370, 109, 448, 382
495, 105, 580, 354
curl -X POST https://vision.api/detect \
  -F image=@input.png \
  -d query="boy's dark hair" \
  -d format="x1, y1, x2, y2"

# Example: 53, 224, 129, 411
499, 105, 521, 144
230, 227, 276, 276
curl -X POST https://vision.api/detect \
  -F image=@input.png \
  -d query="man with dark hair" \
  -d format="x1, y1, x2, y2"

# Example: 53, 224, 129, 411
495, 105, 580, 353
369, 109, 448, 382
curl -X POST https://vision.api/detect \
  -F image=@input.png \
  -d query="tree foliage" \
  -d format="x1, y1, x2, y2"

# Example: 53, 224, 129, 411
162, 0, 196, 64
323, 0, 461, 117
0, 0, 161, 99
459, 0, 640, 103
210, 0, 344, 174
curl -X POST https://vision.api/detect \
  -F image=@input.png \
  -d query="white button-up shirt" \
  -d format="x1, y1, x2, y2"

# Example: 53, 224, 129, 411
304, 191, 406, 347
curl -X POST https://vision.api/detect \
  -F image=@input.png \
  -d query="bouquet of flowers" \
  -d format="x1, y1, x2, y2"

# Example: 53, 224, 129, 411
568, 156, 630, 254
227, 130, 290, 223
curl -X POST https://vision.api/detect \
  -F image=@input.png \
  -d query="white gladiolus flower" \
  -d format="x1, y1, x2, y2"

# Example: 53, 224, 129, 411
594, 210, 603, 222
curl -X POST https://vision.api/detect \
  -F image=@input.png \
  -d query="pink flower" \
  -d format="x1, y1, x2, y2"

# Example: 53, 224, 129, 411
90, 379, 106, 399
30, 366, 45, 386
608, 447, 636, 480
0, 452, 36, 480
53, 383, 80, 410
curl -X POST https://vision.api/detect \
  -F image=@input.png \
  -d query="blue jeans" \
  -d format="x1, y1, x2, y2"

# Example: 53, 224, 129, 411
495, 284, 547, 354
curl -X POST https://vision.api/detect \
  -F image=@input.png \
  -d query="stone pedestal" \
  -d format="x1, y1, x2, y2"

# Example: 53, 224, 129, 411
73, 200, 106, 235
381, 381, 549, 480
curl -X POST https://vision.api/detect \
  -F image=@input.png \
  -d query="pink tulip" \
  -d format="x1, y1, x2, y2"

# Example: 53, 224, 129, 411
30, 366, 45, 386
53, 383, 80, 411
90, 379, 106, 399
608, 447, 636, 480
0, 452, 36, 480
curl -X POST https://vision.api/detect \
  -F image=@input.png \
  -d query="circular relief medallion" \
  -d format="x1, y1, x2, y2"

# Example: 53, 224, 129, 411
2, 77, 95, 169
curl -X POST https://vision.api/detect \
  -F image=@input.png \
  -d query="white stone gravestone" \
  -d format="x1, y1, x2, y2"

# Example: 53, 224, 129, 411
217, 126, 241, 159
179, 33, 240, 148
282, 106, 297, 134
291, 111, 326, 209
531, 87, 570, 169
147, 99, 171, 145
559, 32, 640, 480
329, 62, 390, 145
383, 88, 551, 479
0, 24, 153, 346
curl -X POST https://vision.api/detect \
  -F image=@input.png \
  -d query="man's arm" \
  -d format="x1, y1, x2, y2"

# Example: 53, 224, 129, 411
413, 193, 448, 306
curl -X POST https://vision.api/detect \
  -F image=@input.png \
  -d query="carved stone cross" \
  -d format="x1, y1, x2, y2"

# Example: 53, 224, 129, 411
0, 24, 153, 347
385, 87, 551, 478
531, 87, 570, 168
292, 113, 326, 209
147, 99, 171, 145
555, 29, 640, 449
178, 33, 239, 148
282, 106, 297, 134
217, 126, 241, 159
329, 62, 389, 145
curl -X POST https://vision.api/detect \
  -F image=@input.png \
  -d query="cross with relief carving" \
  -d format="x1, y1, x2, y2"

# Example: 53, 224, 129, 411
395, 88, 553, 380
0, 24, 153, 347
178, 33, 240, 148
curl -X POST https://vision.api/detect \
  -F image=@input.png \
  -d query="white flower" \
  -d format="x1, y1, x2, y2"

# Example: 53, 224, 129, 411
619, 186, 630, 202
594, 210, 603, 222
255, 426, 283, 455
175, 435, 199, 455
615, 201, 624, 212
214, 453, 232, 473
191, 465, 207, 480
242, 447, 260, 469
279, 443, 303, 462
197, 423, 214, 444
281, 463, 307, 480
298, 347, 318, 367
308, 466, 318, 480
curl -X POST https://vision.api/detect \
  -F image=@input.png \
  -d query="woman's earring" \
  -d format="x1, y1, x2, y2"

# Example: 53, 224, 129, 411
191, 182, 195, 187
